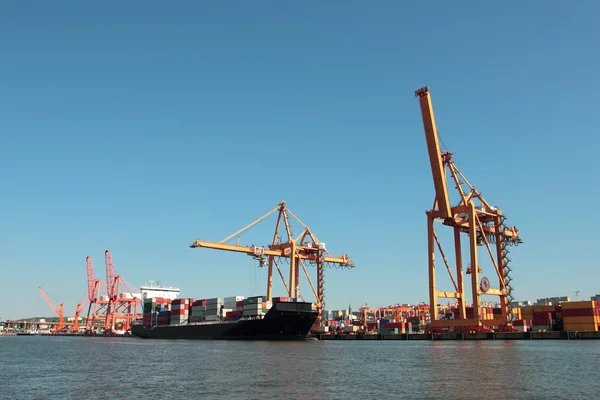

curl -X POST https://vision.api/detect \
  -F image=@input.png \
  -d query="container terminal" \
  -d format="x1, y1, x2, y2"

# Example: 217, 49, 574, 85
3, 87, 599, 340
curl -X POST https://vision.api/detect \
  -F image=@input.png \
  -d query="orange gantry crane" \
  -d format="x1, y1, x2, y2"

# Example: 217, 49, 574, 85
38, 286, 64, 332
85, 255, 109, 331
104, 250, 141, 332
85, 251, 140, 333
190, 201, 355, 325
72, 301, 87, 331
414, 86, 522, 332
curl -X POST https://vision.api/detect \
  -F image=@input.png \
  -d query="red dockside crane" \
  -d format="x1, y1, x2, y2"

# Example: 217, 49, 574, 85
85, 255, 109, 332
38, 286, 64, 332
72, 301, 87, 332
414, 86, 522, 332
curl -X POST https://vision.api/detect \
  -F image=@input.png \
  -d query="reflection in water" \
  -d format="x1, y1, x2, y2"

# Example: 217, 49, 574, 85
1, 337, 599, 400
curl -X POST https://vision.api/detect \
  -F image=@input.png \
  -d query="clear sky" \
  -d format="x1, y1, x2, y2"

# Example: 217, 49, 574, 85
1, 2, 598, 320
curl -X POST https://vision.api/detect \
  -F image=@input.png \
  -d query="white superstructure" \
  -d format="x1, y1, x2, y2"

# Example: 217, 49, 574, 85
140, 281, 180, 301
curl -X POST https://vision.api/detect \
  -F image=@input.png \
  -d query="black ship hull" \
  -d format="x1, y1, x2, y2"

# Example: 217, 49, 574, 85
132, 301, 318, 341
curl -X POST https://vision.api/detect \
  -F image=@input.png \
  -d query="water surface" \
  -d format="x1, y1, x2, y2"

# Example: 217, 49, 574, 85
1, 336, 598, 399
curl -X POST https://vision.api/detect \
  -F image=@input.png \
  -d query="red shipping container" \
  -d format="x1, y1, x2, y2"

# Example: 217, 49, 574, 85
272, 297, 290, 304
236, 300, 244, 307
233, 310, 243, 317
382, 322, 405, 329
563, 309, 596, 317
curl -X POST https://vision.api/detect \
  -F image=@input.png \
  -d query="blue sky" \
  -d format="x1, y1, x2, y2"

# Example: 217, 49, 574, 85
1, 2, 598, 319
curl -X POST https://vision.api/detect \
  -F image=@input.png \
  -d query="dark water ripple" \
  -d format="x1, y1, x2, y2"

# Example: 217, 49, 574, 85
1, 336, 599, 399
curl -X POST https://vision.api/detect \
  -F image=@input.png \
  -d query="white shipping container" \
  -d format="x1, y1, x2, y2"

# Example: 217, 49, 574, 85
205, 315, 219, 321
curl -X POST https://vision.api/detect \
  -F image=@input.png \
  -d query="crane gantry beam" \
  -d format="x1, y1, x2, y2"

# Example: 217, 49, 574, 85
190, 201, 355, 325
415, 86, 522, 332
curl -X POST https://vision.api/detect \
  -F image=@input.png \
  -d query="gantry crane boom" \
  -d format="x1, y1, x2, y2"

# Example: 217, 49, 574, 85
190, 240, 352, 265
416, 87, 452, 220
190, 201, 355, 325
415, 86, 522, 332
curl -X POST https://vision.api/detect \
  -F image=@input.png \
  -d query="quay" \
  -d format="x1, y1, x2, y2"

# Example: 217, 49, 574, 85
315, 331, 600, 341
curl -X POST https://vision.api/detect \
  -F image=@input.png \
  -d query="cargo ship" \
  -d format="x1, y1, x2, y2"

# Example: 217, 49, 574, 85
131, 295, 318, 341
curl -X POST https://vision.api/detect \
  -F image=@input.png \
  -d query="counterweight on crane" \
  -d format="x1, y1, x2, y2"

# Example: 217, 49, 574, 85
190, 201, 355, 325
414, 86, 522, 332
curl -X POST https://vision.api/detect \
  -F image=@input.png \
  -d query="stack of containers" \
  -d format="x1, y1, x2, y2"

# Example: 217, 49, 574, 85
382, 322, 406, 333
531, 305, 556, 331
531, 311, 553, 331
143, 299, 154, 327
344, 325, 359, 333
378, 326, 399, 335
190, 299, 206, 323
562, 301, 599, 332
511, 307, 522, 321
521, 306, 534, 324
143, 297, 171, 327
407, 317, 421, 332
224, 296, 244, 321
243, 296, 263, 318
157, 301, 171, 325
205, 297, 222, 321
170, 298, 193, 325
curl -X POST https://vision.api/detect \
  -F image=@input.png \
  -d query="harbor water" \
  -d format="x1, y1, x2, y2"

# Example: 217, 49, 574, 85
1, 336, 599, 399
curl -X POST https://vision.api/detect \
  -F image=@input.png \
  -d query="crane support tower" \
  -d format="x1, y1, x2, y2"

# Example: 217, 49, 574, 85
190, 201, 355, 325
85, 255, 110, 332
414, 86, 522, 332
103, 250, 142, 333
